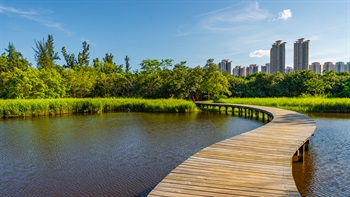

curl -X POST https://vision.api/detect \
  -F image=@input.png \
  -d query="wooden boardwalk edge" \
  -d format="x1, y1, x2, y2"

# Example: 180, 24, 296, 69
149, 102, 316, 197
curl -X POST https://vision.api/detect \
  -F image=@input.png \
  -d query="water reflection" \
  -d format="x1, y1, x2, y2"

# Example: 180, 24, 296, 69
293, 113, 350, 196
0, 112, 263, 196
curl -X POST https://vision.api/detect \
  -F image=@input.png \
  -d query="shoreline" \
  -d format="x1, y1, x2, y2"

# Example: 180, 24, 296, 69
0, 98, 198, 118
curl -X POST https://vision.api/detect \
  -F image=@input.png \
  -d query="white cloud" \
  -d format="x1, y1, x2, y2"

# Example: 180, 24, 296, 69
279, 9, 292, 20
269, 9, 292, 22
0, 4, 73, 35
249, 50, 270, 58
0, 4, 36, 15
200, 1, 269, 31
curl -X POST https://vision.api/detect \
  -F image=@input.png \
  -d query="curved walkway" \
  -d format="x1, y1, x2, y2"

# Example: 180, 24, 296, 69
148, 103, 316, 197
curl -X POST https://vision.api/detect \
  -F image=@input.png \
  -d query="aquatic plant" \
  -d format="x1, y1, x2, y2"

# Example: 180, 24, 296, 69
218, 97, 350, 113
0, 98, 198, 118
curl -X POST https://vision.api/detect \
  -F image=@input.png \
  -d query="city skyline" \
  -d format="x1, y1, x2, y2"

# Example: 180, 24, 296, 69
1, 1, 349, 70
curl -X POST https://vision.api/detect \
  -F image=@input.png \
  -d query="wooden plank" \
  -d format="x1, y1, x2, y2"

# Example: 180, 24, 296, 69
148, 103, 316, 197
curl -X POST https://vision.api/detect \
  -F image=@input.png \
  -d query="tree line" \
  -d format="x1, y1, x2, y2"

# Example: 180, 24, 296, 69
1, 35, 350, 100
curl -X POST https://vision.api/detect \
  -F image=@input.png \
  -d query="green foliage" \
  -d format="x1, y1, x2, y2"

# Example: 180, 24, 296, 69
2, 34, 350, 101
140, 59, 162, 74
219, 97, 350, 113
338, 78, 350, 97
0, 98, 198, 118
124, 55, 131, 72
78, 41, 90, 67
33, 35, 60, 69
61, 46, 76, 69
201, 71, 231, 100
5, 43, 30, 71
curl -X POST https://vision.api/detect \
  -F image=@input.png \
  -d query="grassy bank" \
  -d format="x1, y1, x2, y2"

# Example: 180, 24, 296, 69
0, 98, 198, 118
218, 97, 350, 113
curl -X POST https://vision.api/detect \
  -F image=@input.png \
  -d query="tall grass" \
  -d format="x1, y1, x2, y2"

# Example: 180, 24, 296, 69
218, 97, 350, 113
0, 98, 198, 118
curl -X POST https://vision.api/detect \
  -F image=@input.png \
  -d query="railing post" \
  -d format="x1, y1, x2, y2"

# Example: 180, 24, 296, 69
262, 113, 265, 122
305, 140, 310, 151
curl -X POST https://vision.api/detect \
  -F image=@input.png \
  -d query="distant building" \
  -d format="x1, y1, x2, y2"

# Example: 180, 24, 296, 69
248, 64, 259, 75
294, 38, 309, 71
233, 65, 247, 77
323, 62, 334, 71
285, 66, 293, 73
310, 62, 322, 74
219, 59, 233, 75
233, 66, 240, 76
239, 66, 247, 77
261, 63, 270, 74
346, 62, 350, 72
270, 40, 286, 74
335, 62, 345, 72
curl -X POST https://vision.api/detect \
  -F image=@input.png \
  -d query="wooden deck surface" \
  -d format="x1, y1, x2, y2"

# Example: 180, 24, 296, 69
148, 103, 316, 197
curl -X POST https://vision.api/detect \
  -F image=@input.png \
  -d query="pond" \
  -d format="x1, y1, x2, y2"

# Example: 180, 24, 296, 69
0, 112, 263, 197
293, 113, 350, 196
1, 111, 349, 196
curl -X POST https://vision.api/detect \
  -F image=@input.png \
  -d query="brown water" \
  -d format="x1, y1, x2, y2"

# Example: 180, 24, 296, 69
0, 112, 263, 197
293, 113, 350, 197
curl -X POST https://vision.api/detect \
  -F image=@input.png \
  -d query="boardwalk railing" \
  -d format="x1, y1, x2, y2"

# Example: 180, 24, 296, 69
149, 102, 316, 196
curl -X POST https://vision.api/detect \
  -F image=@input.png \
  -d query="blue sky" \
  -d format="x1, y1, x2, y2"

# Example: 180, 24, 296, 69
1, 0, 349, 70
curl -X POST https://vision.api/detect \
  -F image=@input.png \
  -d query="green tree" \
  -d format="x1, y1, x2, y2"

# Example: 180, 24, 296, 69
200, 71, 231, 100
140, 59, 162, 74
161, 59, 173, 70
187, 66, 205, 100
39, 68, 66, 98
0, 67, 47, 99
64, 68, 96, 98
125, 55, 131, 72
77, 41, 90, 67
61, 46, 77, 69
33, 35, 60, 69
338, 77, 350, 97
102, 53, 123, 74
245, 72, 271, 97
0, 53, 8, 72
5, 43, 30, 71
268, 72, 285, 97
227, 75, 247, 97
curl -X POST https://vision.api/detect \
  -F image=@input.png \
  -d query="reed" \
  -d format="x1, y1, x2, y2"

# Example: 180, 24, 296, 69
218, 97, 350, 113
0, 98, 198, 118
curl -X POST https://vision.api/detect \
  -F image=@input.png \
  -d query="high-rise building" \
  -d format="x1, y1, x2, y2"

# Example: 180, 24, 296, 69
233, 66, 241, 76
310, 62, 322, 74
219, 59, 233, 75
270, 40, 286, 74
293, 38, 310, 71
261, 63, 270, 74
346, 62, 350, 72
239, 66, 247, 77
248, 64, 259, 75
233, 65, 247, 77
335, 62, 345, 72
323, 62, 334, 71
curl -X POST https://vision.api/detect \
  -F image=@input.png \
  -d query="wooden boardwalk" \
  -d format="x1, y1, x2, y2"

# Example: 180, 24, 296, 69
148, 103, 316, 197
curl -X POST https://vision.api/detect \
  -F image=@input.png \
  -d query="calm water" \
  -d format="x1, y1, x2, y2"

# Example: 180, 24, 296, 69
0, 112, 263, 197
293, 113, 350, 196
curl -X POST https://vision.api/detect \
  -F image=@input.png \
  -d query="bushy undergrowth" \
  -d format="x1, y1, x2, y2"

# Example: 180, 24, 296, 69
219, 97, 350, 113
0, 98, 198, 118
